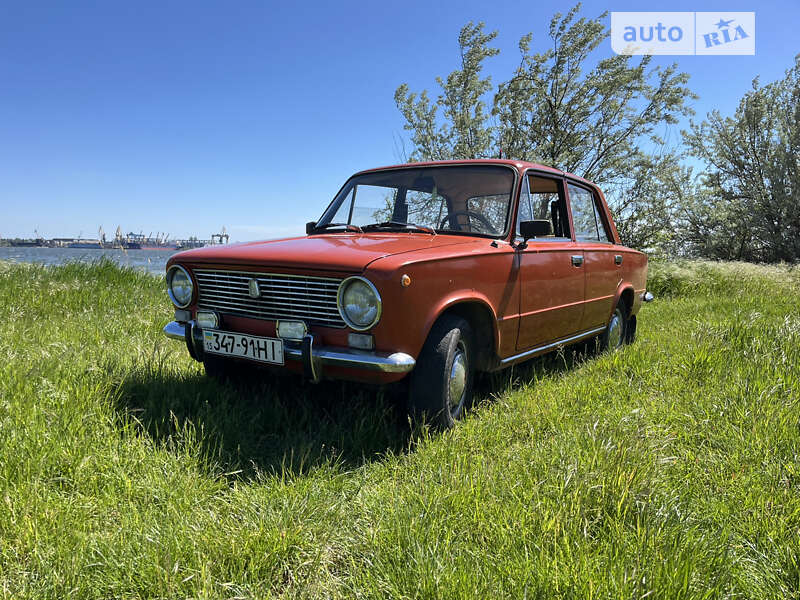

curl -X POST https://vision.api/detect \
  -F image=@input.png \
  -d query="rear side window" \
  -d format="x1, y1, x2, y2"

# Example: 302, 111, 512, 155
568, 183, 611, 243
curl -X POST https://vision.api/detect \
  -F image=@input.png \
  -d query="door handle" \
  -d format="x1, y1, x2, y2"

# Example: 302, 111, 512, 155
615, 254, 623, 265
571, 255, 584, 267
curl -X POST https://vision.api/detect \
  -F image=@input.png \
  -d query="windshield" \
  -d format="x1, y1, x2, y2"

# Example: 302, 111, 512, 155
315, 165, 516, 237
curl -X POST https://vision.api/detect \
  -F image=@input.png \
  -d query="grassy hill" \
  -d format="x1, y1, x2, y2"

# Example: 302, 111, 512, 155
1, 259, 798, 598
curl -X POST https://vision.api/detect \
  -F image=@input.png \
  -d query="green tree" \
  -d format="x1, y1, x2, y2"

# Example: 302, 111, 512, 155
609, 153, 697, 253
394, 22, 499, 161
494, 7, 693, 187
394, 5, 696, 250
683, 57, 800, 262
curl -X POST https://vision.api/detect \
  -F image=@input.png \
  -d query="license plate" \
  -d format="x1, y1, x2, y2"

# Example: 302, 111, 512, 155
203, 330, 284, 365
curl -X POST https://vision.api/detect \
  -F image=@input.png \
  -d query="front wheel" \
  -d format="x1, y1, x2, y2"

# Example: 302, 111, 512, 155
408, 315, 475, 429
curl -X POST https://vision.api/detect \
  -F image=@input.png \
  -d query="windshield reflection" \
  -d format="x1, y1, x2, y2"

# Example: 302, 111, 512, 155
316, 165, 516, 238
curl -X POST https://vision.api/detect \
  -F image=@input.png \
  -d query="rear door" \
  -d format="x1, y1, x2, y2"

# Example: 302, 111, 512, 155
567, 182, 620, 331
515, 173, 585, 351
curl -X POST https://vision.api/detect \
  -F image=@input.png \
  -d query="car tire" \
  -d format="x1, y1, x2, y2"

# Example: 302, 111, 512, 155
625, 313, 637, 344
599, 301, 627, 352
408, 315, 475, 429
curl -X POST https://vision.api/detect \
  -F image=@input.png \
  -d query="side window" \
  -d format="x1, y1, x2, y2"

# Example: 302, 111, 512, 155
516, 175, 570, 239
568, 183, 610, 243
515, 177, 534, 238
595, 202, 611, 242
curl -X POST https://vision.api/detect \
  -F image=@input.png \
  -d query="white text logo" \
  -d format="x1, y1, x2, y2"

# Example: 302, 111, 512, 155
611, 12, 755, 55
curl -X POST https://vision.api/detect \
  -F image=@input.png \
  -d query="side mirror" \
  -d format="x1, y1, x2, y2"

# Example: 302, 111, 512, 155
306, 221, 317, 235
519, 219, 553, 241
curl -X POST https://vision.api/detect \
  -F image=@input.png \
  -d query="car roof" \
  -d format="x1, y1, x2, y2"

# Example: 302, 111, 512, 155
353, 159, 596, 188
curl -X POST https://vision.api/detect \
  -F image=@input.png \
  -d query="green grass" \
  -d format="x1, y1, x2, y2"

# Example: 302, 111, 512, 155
1, 257, 799, 598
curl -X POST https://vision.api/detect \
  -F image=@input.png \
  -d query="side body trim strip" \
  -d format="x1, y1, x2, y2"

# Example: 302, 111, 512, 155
500, 326, 606, 366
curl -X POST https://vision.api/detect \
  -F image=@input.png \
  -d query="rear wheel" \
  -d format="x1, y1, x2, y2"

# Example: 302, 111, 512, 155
625, 313, 637, 344
408, 315, 475, 429
599, 301, 627, 352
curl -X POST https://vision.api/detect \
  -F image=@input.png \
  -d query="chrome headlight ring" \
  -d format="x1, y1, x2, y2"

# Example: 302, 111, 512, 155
166, 265, 194, 308
337, 276, 382, 331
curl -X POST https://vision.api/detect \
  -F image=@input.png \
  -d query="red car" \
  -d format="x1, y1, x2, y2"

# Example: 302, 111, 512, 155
164, 160, 652, 427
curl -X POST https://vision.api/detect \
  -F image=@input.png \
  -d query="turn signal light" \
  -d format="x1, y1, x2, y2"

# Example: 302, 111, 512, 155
348, 333, 374, 350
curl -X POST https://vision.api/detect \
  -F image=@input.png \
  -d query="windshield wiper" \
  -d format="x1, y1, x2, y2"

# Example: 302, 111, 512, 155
311, 222, 363, 233
362, 221, 436, 235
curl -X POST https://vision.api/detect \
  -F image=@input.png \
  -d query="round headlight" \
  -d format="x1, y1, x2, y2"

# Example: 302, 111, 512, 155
167, 265, 193, 308
337, 276, 381, 331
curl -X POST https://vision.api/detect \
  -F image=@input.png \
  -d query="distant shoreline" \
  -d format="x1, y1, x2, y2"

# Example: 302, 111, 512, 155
0, 246, 177, 275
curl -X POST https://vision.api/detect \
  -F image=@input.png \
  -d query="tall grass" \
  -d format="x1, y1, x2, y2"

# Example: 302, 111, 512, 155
1, 258, 798, 598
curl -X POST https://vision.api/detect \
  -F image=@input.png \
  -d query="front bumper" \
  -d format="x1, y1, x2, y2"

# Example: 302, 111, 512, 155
163, 320, 416, 380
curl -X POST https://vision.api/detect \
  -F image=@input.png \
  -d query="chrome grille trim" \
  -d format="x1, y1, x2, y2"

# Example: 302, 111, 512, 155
194, 269, 346, 328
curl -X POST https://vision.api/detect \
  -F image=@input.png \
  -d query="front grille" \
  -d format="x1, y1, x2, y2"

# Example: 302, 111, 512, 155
194, 269, 345, 328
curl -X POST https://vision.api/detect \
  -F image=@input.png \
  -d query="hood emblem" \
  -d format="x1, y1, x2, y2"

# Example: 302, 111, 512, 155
248, 278, 261, 299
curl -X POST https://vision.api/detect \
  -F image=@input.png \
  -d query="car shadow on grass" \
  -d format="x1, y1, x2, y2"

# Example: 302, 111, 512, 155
113, 363, 413, 479
474, 341, 599, 401
112, 341, 600, 481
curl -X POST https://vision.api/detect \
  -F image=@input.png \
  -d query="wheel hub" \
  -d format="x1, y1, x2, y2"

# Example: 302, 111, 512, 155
448, 346, 467, 412
608, 309, 624, 349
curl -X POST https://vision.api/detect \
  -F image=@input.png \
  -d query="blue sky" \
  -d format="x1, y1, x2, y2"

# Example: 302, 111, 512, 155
1, 0, 797, 241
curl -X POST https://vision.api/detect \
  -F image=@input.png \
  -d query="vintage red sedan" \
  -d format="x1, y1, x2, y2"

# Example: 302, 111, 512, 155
164, 160, 652, 427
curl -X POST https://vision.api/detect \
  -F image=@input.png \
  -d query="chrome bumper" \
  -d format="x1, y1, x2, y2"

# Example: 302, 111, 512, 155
164, 320, 189, 340
162, 321, 415, 376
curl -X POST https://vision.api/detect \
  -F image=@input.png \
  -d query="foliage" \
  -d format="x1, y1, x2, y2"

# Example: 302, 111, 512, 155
394, 23, 499, 161
604, 152, 696, 253
394, 5, 695, 251
493, 7, 693, 187
2, 259, 800, 597
683, 56, 800, 262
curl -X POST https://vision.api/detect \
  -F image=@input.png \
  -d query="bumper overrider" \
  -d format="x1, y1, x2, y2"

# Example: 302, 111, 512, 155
163, 320, 416, 382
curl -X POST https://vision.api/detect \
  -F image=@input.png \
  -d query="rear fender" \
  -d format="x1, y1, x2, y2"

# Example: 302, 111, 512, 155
610, 283, 636, 320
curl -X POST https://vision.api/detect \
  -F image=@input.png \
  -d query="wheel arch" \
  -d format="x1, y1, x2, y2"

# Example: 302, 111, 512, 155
425, 297, 499, 372
618, 286, 634, 317
617, 285, 638, 344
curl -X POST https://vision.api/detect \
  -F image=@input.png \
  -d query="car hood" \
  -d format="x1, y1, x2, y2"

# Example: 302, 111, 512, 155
170, 233, 477, 272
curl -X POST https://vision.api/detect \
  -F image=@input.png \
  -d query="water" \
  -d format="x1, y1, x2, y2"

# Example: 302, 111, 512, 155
0, 247, 180, 275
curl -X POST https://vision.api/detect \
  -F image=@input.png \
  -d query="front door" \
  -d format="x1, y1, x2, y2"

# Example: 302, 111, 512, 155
516, 174, 585, 351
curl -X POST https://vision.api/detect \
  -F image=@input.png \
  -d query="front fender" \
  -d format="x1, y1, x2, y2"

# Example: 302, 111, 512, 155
365, 246, 519, 365
369, 279, 504, 365
421, 292, 500, 358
